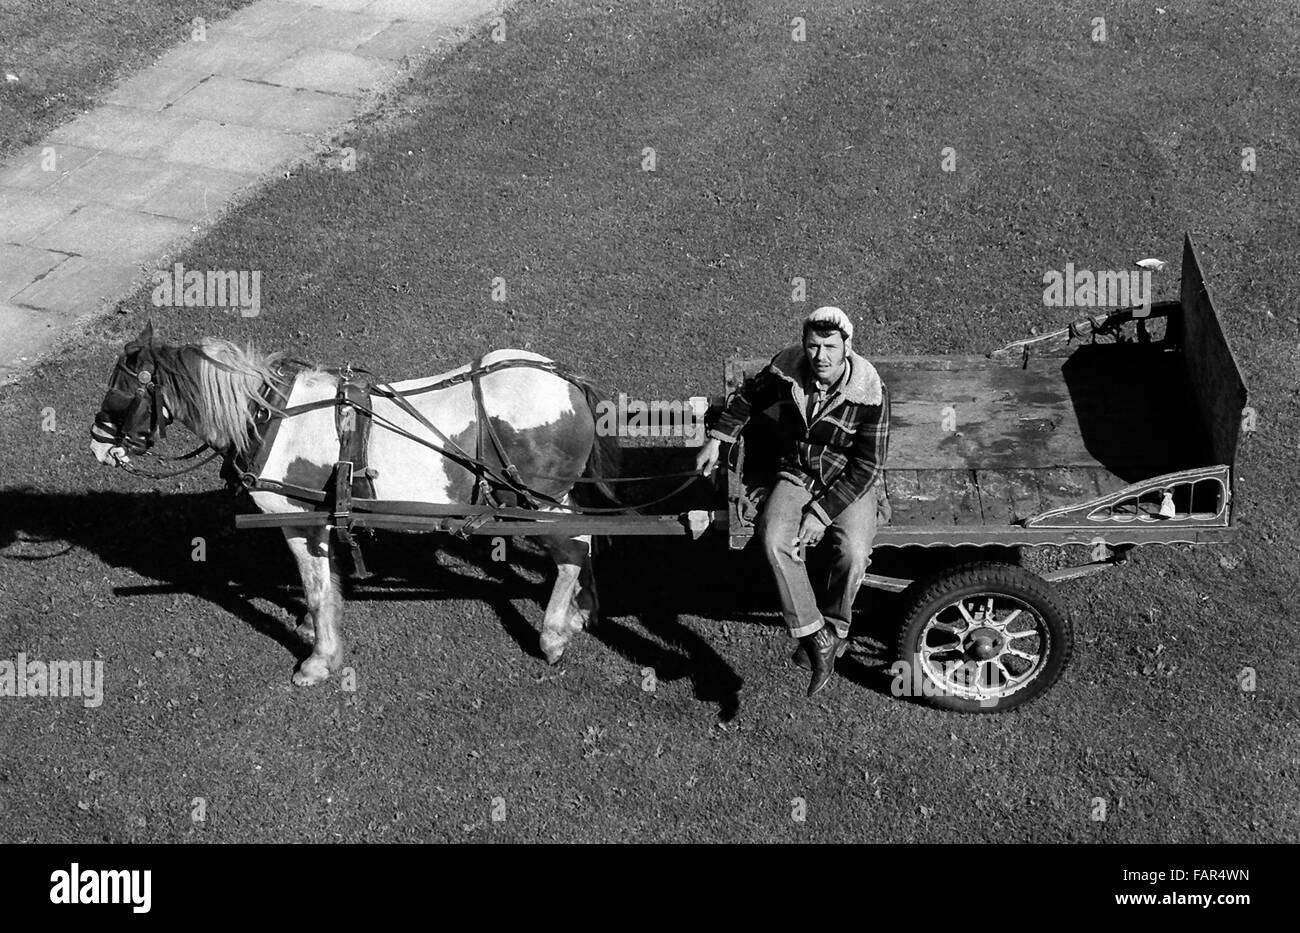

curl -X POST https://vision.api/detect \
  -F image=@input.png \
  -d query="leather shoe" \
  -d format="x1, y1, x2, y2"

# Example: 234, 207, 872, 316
802, 625, 842, 697
792, 631, 849, 671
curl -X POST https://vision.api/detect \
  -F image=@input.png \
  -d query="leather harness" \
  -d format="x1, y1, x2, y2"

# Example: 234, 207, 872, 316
223, 357, 584, 575
100, 348, 705, 575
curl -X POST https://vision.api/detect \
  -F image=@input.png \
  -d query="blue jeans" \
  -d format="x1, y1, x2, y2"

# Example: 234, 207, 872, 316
756, 478, 880, 639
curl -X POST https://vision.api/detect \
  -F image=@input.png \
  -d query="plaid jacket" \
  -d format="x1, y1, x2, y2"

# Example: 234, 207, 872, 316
709, 345, 890, 524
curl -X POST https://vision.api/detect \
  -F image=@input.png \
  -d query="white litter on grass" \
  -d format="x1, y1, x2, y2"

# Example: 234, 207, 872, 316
1135, 257, 1167, 271
4, 73, 19, 83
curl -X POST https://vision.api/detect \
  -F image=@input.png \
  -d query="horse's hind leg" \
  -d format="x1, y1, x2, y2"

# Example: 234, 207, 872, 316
282, 526, 344, 686
576, 541, 599, 631
538, 533, 594, 664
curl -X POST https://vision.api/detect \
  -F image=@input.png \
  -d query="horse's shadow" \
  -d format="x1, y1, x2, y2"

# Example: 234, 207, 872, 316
0, 486, 905, 720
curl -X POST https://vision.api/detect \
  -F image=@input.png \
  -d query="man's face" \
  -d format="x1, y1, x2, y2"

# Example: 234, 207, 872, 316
803, 329, 847, 385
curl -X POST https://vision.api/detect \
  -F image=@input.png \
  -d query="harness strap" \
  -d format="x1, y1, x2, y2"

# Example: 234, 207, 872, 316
232, 355, 704, 516
335, 371, 377, 500
330, 370, 377, 577
469, 361, 499, 509
471, 355, 544, 510
223, 360, 299, 490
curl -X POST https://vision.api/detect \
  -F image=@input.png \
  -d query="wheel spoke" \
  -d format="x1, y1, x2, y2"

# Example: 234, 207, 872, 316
929, 614, 964, 633
955, 602, 976, 625
921, 645, 963, 667
1005, 626, 1040, 640
996, 608, 1022, 629
1005, 646, 1039, 663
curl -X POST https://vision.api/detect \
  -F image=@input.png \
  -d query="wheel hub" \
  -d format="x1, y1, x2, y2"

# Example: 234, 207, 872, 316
966, 627, 1003, 660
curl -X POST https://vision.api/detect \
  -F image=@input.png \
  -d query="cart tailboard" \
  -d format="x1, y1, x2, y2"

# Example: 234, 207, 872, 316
1178, 233, 1249, 500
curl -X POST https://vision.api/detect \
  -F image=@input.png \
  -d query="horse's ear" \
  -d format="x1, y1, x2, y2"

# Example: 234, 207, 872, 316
136, 321, 155, 346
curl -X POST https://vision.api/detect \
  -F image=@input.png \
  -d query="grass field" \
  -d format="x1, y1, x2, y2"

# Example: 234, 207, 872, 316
0, 0, 1297, 842
0, 0, 254, 158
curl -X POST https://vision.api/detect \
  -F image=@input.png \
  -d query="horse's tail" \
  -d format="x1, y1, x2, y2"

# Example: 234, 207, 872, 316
575, 379, 622, 508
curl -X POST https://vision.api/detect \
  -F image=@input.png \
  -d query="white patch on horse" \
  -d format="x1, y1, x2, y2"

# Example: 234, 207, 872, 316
367, 384, 472, 503
479, 349, 575, 430
250, 370, 339, 515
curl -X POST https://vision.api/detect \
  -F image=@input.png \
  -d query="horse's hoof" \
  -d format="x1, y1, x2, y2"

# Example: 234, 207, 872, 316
292, 657, 331, 686
543, 646, 566, 665
540, 635, 567, 665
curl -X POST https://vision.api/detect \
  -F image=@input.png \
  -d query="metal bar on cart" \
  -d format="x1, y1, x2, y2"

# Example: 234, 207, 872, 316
236, 509, 725, 537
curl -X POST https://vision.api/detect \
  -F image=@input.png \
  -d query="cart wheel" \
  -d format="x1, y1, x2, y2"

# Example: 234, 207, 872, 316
895, 561, 1072, 714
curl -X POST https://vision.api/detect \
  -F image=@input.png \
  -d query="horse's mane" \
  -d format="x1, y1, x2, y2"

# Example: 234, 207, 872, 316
158, 338, 291, 457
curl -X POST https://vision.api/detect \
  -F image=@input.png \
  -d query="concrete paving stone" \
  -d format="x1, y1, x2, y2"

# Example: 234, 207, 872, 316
154, 33, 296, 81
0, 245, 66, 300
103, 66, 208, 112
169, 75, 304, 124
137, 165, 259, 221
162, 121, 310, 174
222, 0, 310, 38
271, 88, 359, 133
0, 303, 83, 381
262, 48, 397, 96
0, 144, 100, 191
261, 7, 392, 51
168, 76, 355, 133
364, 0, 499, 24
357, 19, 459, 60
306, 0, 376, 12
45, 153, 175, 210
30, 205, 193, 263
0, 189, 84, 245
8, 257, 147, 315
47, 106, 200, 159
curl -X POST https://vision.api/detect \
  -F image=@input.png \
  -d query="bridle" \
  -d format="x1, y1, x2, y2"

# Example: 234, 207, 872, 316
92, 344, 220, 478
93, 346, 172, 453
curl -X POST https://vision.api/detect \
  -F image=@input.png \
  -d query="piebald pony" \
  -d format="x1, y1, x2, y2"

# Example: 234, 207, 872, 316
91, 324, 614, 684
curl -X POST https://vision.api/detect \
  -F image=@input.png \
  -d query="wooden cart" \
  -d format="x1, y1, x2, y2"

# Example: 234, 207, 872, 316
722, 234, 1249, 711
236, 235, 1247, 713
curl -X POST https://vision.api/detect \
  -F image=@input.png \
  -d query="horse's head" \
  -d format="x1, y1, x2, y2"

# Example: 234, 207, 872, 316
90, 322, 174, 466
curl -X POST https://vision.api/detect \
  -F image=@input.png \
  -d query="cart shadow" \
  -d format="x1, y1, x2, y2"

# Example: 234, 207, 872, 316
0, 488, 746, 703
0, 486, 903, 716
595, 535, 908, 717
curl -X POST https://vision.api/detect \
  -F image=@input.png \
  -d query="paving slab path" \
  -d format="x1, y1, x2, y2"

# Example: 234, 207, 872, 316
0, 0, 506, 383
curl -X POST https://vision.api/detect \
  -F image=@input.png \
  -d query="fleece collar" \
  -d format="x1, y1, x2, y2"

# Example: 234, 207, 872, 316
769, 345, 883, 409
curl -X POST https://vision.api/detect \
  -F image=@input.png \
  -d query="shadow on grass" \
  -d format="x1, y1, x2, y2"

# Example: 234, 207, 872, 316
0, 485, 909, 718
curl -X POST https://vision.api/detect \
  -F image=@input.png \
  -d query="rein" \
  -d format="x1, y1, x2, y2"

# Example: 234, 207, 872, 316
114, 445, 222, 480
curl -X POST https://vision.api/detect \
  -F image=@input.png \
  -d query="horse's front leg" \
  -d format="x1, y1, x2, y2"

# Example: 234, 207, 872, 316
539, 534, 594, 664
282, 526, 344, 686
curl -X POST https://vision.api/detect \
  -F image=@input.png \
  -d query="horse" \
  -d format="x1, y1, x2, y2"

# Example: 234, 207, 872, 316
89, 322, 618, 685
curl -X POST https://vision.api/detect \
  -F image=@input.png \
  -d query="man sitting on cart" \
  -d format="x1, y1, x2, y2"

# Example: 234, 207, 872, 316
696, 306, 891, 697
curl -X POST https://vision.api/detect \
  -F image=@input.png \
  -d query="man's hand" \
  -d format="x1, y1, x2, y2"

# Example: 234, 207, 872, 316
794, 511, 827, 550
695, 437, 722, 476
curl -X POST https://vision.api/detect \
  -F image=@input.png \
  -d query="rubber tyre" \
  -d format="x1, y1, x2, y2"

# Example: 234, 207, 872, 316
895, 561, 1072, 714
